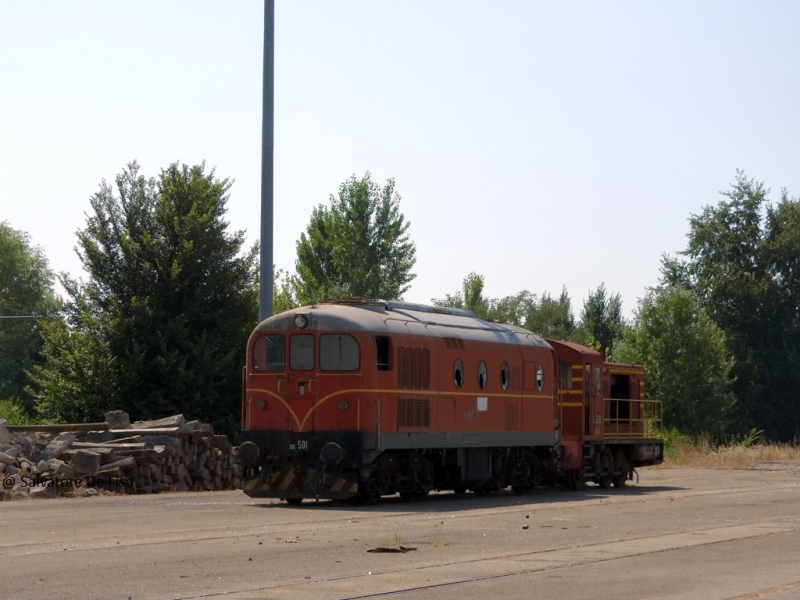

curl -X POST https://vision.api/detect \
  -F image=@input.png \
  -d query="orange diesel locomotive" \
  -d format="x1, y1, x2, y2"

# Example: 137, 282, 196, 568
238, 300, 663, 503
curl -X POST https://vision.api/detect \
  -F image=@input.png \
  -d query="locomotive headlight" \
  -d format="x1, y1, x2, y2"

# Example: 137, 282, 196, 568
238, 441, 260, 466
320, 442, 344, 467
294, 314, 309, 329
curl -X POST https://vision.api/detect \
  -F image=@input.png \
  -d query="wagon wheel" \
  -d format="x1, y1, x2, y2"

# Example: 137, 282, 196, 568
598, 449, 613, 489
284, 497, 303, 505
613, 448, 629, 488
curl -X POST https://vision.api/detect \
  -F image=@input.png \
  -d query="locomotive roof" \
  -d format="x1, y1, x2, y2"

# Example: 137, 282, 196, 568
255, 299, 550, 348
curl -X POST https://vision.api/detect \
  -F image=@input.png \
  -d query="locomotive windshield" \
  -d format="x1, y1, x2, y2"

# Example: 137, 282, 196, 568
320, 334, 360, 371
290, 334, 315, 371
252, 334, 285, 371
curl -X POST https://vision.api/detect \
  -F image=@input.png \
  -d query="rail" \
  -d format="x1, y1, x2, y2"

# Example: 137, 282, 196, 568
602, 398, 663, 439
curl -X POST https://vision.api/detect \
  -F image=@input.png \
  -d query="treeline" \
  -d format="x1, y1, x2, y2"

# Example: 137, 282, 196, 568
427, 172, 800, 443
1, 166, 799, 443
0, 167, 412, 438
1, 163, 258, 437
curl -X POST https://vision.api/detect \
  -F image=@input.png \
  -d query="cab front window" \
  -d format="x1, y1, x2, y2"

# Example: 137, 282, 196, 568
320, 334, 360, 371
252, 334, 285, 371
290, 334, 315, 371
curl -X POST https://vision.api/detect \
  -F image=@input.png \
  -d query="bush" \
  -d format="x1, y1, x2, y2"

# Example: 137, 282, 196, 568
0, 398, 47, 426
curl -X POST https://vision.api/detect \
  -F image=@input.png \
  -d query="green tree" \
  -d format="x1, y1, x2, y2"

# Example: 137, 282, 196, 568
614, 286, 734, 439
578, 283, 625, 359
522, 288, 577, 340
672, 171, 800, 440
272, 267, 298, 315
432, 274, 578, 340
431, 272, 490, 318
0, 222, 59, 414
28, 162, 258, 435
294, 173, 416, 304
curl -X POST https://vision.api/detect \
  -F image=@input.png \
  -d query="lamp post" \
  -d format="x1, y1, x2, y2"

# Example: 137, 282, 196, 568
259, 0, 275, 322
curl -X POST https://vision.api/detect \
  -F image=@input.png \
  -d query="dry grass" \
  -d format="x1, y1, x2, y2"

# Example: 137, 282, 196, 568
664, 439, 800, 468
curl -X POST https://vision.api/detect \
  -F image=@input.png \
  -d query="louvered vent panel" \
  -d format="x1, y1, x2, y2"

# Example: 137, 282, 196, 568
397, 347, 407, 388
397, 398, 430, 429
413, 348, 422, 388
398, 347, 430, 390
422, 349, 430, 388
444, 338, 452, 350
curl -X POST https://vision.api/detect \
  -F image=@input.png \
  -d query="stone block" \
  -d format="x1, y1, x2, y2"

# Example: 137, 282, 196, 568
69, 450, 101, 478
43, 439, 73, 460
85, 431, 116, 443
43, 458, 75, 479
104, 410, 131, 429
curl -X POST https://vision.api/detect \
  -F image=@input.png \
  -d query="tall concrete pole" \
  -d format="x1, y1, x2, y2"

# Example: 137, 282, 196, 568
259, 0, 275, 322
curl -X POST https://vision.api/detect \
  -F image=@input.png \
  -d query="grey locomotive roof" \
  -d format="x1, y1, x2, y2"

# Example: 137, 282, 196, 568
255, 299, 550, 348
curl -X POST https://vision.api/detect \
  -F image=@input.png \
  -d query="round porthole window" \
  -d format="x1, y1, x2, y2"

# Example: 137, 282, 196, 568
500, 362, 509, 390
454, 359, 464, 389
477, 360, 487, 389
536, 365, 545, 391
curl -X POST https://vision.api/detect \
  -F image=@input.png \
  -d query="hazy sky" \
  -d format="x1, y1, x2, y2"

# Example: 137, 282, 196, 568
2, 1, 799, 320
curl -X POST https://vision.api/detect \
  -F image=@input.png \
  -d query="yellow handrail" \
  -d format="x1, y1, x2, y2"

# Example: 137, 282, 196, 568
602, 398, 663, 439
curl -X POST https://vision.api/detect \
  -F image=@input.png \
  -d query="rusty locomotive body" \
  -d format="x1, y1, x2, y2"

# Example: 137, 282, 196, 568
238, 300, 663, 503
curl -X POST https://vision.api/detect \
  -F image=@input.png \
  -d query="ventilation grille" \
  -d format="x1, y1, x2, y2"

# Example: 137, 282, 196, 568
443, 337, 466, 350
397, 398, 430, 429
397, 347, 430, 389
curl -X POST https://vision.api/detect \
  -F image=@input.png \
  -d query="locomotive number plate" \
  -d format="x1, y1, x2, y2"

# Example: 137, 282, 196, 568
289, 440, 308, 451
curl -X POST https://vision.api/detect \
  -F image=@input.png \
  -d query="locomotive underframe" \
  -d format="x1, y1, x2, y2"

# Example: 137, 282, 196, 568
240, 429, 663, 502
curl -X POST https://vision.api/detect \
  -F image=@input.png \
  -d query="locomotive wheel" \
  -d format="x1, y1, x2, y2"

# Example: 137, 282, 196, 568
613, 448, 629, 488
284, 498, 303, 505
568, 468, 585, 491
598, 449, 613, 489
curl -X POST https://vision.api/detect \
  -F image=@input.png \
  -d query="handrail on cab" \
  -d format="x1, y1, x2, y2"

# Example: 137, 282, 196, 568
601, 398, 663, 440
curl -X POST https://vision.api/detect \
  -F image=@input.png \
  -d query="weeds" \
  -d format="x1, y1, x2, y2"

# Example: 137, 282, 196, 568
663, 430, 799, 468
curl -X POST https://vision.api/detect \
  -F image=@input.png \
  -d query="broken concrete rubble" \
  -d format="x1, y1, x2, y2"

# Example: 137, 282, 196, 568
0, 412, 241, 500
